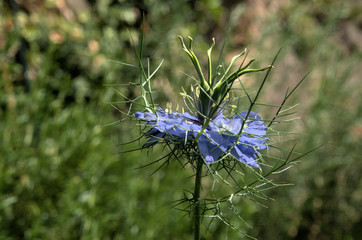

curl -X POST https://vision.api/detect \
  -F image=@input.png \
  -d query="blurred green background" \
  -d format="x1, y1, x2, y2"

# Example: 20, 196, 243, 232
1, 0, 361, 239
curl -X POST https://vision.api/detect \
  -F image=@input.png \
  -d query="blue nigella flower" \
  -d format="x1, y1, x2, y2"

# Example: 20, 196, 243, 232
134, 108, 268, 168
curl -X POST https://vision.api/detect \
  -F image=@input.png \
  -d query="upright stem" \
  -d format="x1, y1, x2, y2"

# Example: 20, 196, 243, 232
194, 156, 203, 240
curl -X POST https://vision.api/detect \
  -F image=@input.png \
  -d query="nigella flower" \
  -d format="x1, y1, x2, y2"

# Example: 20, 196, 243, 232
134, 108, 268, 168
122, 35, 307, 239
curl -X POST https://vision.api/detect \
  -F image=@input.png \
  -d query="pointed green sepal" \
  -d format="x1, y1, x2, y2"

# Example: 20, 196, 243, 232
207, 38, 216, 87
178, 36, 210, 92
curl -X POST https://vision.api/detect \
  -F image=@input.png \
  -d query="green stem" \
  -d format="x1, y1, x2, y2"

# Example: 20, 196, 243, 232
194, 156, 203, 240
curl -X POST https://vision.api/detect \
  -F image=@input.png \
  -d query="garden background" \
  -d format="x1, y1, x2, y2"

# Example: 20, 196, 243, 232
1, 0, 361, 239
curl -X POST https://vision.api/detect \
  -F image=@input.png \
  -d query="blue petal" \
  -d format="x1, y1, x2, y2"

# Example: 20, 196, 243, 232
238, 111, 262, 120
134, 111, 158, 121
231, 143, 261, 168
219, 133, 263, 168
166, 126, 187, 138
183, 112, 199, 121
204, 130, 228, 150
245, 121, 268, 135
156, 115, 199, 138
239, 134, 269, 149
236, 111, 268, 136
227, 118, 244, 133
198, 134, 225, 163
134, 112, 144, 119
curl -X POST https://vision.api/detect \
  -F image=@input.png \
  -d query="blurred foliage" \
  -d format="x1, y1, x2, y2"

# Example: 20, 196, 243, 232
0, 0, 361, 239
